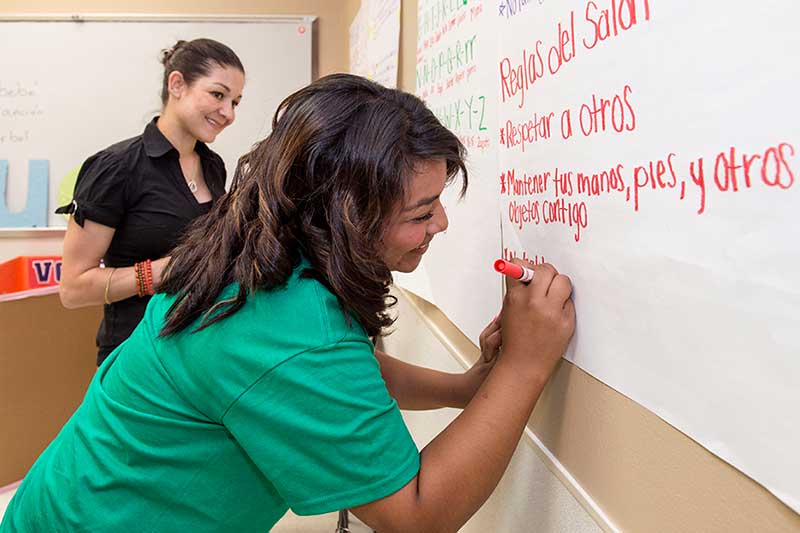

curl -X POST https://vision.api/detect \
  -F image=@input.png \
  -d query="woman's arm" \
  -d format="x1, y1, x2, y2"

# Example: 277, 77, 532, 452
351, 262, 575, 533
375, 317, 501, 410
59, 218, 168, 308
374, 349, 465, 410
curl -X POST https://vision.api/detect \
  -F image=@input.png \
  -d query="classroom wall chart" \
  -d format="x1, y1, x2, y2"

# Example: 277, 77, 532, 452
403, 0, 799, 512
349, 0, 402, 89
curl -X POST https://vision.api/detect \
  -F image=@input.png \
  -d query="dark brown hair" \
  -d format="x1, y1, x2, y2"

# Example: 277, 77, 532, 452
160, 38, 245, 104
159, 74, 467, 337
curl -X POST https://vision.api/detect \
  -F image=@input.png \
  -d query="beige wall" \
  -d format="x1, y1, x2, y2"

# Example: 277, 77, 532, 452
1, 0, 357, 77
397, 0, 418, 92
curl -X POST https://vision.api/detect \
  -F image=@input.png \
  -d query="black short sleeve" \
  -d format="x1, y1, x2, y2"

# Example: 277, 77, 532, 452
57, 151, 127, 228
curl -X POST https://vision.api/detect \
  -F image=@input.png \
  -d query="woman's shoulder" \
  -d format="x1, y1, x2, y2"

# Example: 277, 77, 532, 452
144, 261, 369, 358
82, 133, 144, 176
56, 133, 145, 221
248, 265, 369, 346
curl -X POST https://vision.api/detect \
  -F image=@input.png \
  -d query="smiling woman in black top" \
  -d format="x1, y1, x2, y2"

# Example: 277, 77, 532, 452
56, 38, 245, 365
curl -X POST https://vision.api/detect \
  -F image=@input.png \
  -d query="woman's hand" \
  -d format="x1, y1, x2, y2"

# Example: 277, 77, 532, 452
456, 314, 502, 407
480, 313, 503, 363
500, 259, 575, 382
151, 256, 171, 288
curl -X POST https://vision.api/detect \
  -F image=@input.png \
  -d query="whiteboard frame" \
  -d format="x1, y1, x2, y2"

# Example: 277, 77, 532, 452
0, 14, 316, 24
0, 13, 316, 240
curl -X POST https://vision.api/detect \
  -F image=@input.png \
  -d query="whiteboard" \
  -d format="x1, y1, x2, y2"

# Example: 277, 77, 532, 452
0, 15, 313, 228
399, 0, 502, 343
407, 0, 800, 513
349, 0, 401, 89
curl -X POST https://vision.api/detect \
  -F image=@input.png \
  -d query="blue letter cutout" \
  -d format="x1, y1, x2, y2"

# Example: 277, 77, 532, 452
0, 160, 49, 228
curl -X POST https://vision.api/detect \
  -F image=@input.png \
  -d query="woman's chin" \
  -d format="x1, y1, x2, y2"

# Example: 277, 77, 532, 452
200, 131, 218, 144
392, 254, 424, 273
194, 123, 221, 144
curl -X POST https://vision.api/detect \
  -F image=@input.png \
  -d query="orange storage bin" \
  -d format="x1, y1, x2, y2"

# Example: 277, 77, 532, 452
0, 256, 62, 295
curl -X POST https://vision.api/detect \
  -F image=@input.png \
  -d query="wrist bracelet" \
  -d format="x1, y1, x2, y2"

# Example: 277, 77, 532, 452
134, 260, 155, 297
143, 259, 154, 296
103, 267, 116, 305
134, 262, 145, 298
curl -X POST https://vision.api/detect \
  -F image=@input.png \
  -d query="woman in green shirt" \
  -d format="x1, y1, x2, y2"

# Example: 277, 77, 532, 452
2, 74, 575, 533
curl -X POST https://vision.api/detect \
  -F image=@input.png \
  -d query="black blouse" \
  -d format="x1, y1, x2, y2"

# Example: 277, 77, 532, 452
56, 118, 227, 364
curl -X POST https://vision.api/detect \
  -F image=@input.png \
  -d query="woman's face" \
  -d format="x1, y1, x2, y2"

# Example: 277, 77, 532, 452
170, 64, 245, 143
381, 159, 450, 273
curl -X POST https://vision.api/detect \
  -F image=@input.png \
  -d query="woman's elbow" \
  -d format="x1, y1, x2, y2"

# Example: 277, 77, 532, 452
58, 283, 83, 309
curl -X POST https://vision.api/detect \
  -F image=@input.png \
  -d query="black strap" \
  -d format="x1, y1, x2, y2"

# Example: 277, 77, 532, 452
336, 510, 350, 533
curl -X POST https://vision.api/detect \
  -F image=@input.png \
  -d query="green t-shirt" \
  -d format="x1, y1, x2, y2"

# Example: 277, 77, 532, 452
2, 262, 419, 532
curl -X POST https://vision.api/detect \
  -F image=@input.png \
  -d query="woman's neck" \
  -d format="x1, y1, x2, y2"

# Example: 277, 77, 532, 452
156, 113, 197, 157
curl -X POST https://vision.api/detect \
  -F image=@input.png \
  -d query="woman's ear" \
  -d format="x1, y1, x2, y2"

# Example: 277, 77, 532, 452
167, 70, 186, 100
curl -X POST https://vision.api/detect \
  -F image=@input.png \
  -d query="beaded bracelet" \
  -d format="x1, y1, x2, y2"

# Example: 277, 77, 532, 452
143, 259, 154, 296
134, 260, 155, 297
134, 262, 145, 298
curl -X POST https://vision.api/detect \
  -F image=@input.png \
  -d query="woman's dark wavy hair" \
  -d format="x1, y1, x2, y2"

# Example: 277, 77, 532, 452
159, 74, 467, 337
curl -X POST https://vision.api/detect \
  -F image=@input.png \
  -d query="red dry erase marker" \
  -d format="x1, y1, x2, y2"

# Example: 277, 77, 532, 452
494, 259, 534, 283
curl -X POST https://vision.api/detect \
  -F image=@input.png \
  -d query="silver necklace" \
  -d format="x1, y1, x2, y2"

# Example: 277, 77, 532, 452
183, 156, 200, 194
